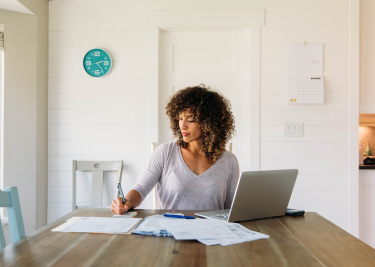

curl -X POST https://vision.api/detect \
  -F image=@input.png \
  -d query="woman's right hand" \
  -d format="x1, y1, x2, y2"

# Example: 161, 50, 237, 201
111, 197, 132, 215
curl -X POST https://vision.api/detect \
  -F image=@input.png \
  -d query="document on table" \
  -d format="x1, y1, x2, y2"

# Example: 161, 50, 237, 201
51, 217, 142, 234
158, 219, 240, 240
112, 212, 138, 218
132, 214, 185, 237
197, 222, 269, 246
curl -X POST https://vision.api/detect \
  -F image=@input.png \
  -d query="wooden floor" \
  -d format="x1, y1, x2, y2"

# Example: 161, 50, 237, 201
1, 209, 375, 267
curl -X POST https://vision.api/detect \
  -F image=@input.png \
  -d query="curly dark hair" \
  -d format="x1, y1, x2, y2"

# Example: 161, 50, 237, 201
165, 85, 236, 163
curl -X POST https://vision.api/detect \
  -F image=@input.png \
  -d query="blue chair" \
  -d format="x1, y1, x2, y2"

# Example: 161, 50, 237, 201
0, 187, 25, 250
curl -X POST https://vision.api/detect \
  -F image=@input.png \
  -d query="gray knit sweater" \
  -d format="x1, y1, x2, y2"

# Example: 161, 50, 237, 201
131, 142, 240, 210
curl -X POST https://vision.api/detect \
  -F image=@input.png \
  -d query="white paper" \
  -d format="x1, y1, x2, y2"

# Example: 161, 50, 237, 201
159, 219, 240, 240
112, 212, 138, 218
51, 217, 142, 234
289, 45, 323, 76
198, 222, 269, 246
132, 215, 186, 236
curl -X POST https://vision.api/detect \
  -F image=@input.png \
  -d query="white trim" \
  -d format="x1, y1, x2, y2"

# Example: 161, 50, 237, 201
147, 10, 263, 207
250, 26, 261, 171
146, 10, 264, 28
148, 28, 161, 209
148, 28, 161, 151
0, 0, 34, 15
348, 0, 360, 237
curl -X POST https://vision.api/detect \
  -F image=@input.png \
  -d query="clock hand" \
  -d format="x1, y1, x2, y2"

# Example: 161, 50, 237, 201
96, 62, 104, 72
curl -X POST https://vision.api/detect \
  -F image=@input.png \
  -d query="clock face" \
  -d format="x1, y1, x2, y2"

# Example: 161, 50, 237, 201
83, 48, 112, 77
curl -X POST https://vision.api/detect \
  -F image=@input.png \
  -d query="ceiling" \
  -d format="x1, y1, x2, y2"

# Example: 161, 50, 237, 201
0, 0, 34, 15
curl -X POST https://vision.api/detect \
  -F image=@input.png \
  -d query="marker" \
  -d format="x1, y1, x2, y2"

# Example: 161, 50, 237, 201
163, 214, 195, 219
117, 183, 128, 214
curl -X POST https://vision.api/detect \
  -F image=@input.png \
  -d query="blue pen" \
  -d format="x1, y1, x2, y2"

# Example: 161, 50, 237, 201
117, 183, 128, 214
163, 214, 196, 219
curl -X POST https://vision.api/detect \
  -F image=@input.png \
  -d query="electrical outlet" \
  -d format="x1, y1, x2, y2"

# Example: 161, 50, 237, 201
283, 122, 303, 137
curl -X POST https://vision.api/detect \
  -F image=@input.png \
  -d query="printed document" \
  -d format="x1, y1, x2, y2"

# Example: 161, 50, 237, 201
158, 219, 240, 240
52, 217, 142, 234
197, 222, 269, 246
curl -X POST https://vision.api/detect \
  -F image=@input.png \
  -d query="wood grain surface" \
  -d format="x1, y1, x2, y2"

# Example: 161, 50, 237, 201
0, 209, 374, 267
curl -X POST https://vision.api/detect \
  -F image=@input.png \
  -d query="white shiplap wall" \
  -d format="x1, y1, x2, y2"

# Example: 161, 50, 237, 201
48, 0, 349, 230
260, 11, 349, 230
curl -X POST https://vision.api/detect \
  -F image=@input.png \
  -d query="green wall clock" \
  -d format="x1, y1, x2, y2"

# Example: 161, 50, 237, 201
83, 48, 112, 77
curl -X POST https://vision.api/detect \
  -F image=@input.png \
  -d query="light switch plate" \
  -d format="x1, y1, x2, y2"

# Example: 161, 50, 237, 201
283, 122, 304, 137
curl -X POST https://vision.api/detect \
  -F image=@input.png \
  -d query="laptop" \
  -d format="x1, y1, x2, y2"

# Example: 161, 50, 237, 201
195, 169, 298, 222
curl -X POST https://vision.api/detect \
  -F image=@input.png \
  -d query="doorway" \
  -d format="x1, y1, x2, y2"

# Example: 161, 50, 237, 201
159, 29, 251, 171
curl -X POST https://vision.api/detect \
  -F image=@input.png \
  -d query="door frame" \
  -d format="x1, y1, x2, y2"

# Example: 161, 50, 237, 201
348, 0, 360, 237
147, 9, 263, 172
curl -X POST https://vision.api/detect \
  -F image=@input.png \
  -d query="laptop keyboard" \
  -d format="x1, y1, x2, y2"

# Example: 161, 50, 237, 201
209, 213, 229, 221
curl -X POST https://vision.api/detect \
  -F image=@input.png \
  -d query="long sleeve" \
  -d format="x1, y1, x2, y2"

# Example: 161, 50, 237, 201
131, 143, 170, 201
224, 154, 240, 209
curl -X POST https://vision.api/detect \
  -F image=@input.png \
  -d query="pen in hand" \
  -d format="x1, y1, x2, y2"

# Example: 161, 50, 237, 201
117, 183, 128, 214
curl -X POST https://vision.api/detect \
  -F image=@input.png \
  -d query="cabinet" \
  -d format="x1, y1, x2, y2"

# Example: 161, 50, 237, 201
359, 170, 375, 248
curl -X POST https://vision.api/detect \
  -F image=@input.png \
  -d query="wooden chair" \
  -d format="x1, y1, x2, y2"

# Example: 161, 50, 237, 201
150, 142, 233, 209
72, 160, 123, 210
0, 187, 25, 250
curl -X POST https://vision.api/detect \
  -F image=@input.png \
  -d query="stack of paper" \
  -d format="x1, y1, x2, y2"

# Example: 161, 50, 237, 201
198, 222, 269, 246
132, 214, 182, 237
113, 212, 138, 218
52, 217, 142, 235
132, 215, 269, 246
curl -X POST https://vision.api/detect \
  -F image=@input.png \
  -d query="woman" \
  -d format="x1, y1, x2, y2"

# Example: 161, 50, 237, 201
111, 85, 239, 214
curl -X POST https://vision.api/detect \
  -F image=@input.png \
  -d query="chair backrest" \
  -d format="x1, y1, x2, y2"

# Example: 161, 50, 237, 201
0, 187, 25, 250
150, 142, 233, 209
72, 160, 123, 210
151, 143, 162, 209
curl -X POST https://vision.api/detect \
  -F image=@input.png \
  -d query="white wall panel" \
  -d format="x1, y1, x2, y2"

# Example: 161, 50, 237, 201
49, 62, 148, 78
261, 125, 348, 142
48, 0, 350, 231
261, 28, 348, 44
49, 156, 148, 172
49, 140, 148, 156
293, 207, 348, 225
261, 44, 348, 61
48, 93, 148, 109
293, 175, 347, 191
49, 77, 148, 94
261, 109, 348, 126
260, 158, 347, 175
48, 109, 148, 125
49, 31, 148, 47
48, 203, 72, 218
261, 76, 348, 93
49, 0, 348, 16
360, 0, 375, 113
50, 15, 146, 31
261, 61, 348, 77
49, 125, 148, 140
264, 12, 347, 28
289, 190, 347, 208
261, 93, 348, 110
260, 142, 347, 158
49, 46, 148, 63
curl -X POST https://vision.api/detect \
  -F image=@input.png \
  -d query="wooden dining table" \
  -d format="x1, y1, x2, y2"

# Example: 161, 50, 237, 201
1, 208, 375, 267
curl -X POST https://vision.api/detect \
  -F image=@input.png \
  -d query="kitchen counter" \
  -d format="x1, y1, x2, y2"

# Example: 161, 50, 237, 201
359, 165, 375, 169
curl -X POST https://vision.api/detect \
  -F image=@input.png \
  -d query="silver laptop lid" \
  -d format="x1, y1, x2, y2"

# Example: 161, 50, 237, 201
228, 169, 298, 222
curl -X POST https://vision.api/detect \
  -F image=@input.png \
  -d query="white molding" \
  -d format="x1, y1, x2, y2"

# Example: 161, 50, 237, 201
250, 26, 261, 171
148, 28, 161, 152
148, 27, 161, 210
0, 0, 34, 15
147, 10, 263, 207
146, 10, 264, 29
348, 0, 360, 237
